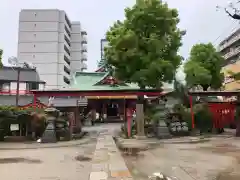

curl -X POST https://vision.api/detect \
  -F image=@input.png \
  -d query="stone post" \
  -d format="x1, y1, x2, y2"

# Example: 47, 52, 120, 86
136, 96, 145, 139
75, 106, 81, 133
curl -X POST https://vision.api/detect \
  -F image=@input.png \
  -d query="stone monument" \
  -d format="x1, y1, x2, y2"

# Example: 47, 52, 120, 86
41, 108, 58, 143
153, 98, 171, 139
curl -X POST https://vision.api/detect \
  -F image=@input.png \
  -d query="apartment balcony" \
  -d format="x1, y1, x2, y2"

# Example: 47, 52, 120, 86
81, 31, 87, 35
81, 62, 87, 70
81, 45, 87, 53
81, 35, 87, 44
223, 47, 240, 60
220, 34, 240, 51
81, 53, 87, 61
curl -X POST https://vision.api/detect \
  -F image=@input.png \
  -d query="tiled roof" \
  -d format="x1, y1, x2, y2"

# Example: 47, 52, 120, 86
0, 66, 45, 83
70, 71, 173, 92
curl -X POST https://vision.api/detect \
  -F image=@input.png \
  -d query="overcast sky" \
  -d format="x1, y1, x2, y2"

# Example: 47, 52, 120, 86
0, 0, 239, 78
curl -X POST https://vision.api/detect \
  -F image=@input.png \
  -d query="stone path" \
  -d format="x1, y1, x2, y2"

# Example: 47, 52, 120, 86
90, 131, 132, 180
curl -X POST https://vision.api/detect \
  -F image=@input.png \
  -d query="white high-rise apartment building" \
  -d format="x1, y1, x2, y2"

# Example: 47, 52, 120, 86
17, 9, 87, 89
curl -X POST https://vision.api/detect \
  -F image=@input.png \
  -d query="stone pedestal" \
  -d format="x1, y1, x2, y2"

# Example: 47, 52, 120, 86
84, 119, 92, 126
41, 117, 57, 143
156, 121, 171, 139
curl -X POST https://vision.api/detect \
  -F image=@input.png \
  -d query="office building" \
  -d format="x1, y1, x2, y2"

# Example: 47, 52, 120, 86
17, 9, 87, 89
219, 28, 240, 90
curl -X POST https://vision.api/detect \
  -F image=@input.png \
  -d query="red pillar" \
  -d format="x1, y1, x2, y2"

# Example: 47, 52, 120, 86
33, 93, 37, 110
189, 95, 195, 129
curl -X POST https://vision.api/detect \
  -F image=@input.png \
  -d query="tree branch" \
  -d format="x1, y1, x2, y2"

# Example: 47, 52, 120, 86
225, 8, 240, 19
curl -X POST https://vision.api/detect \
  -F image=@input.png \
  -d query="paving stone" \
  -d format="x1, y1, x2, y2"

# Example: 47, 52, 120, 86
90, 171, 108, 180
110, 170, 132, 178
92, 163, 108, 172
109, 163, 127, 171
90, 131, 132, 180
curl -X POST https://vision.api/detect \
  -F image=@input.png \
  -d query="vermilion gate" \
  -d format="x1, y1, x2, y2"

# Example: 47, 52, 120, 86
188, 91, 239, 130
208, 102, 235, 129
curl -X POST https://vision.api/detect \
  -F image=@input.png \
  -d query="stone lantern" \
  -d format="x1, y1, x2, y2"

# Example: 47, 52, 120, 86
41, 107, 58, 143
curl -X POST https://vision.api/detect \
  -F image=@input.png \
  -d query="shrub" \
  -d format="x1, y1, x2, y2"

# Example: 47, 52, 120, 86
173, 103, 213, 133
194, 103, 213, 133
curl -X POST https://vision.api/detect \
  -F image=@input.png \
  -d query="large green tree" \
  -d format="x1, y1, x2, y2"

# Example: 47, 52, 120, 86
184, 43, 224, 91
0, 49, 3, 68
104, 0, 184, 136
105, 0, 184, 88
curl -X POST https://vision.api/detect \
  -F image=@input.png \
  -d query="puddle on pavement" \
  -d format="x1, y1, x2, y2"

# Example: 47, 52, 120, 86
75, 155, 92, 161
0, 157, 42, 164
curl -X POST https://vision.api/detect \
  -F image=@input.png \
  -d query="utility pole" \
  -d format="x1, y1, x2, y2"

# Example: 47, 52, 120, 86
15, 68, 20, 107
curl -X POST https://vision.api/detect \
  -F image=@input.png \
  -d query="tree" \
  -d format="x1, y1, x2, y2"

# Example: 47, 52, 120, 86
184, 43, 224, 91
224, 1, 240, 20
97, 59, 105, 68
104, 0, 184, 136
173, 79, 192, 108
0, 49, 3, 68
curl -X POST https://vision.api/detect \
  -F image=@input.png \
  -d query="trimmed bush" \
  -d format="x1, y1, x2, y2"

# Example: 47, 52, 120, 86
173, 103, 213, 133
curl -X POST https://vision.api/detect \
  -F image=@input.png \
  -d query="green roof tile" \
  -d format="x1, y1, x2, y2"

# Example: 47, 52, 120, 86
70, 71, 173, 92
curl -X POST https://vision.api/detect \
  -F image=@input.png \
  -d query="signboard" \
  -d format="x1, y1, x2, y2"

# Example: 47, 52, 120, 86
10, 124, 19, 131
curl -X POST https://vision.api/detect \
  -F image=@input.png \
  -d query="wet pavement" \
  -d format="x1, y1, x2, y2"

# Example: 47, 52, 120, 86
1, 124, 240, 180
123, 136, 240, 180
0, 124, 123, 180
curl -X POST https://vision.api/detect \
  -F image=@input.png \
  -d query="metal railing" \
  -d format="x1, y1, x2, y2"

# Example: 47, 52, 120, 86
223, 46, 240, 59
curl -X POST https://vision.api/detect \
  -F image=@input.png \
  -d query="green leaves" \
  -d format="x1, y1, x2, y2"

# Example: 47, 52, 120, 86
104, 0, 184, 88
184, 43, 224, 90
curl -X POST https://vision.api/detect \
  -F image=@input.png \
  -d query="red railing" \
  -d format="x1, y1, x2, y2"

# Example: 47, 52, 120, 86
0, 90, 33, 95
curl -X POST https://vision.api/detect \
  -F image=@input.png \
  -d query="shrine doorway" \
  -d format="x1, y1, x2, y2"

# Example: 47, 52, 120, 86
106, 100, 119, 117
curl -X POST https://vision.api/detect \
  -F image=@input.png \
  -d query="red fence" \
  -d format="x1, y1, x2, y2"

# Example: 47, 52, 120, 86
0, 90, 33, 95
208, 103, 236, 128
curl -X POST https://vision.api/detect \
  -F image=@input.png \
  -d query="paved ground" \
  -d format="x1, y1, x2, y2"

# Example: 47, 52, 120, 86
1, 124, 240, 180
123, 135, 240, 180
0, 124, 125, 180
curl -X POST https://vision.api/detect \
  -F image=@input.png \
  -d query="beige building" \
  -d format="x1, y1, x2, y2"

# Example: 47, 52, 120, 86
17, 9, 87, 89
219, 28, 240, 90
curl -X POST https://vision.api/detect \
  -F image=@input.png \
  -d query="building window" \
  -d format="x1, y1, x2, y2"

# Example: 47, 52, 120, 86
64, 35, 71, 47
64, 45, 70, 56
33, 44, 36, 48
64, 26, 71, 37
34, 23, 36, 27
63, 76, 70, 84
65, 15, 71, 29
34, 34, 36, 37
33, 55, 35, 58
34, 13, 37, 17
0, 82, 10, 92
64, 55, 70, 65
64, 66, 70, 75
26, 83, 39, 91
